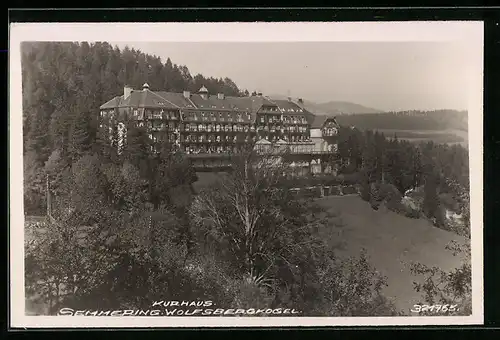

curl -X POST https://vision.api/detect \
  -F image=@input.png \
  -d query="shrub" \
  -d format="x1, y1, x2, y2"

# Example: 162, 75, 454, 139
378, 183, 402, 202
315, 250, 399, 316
405, 209, 421, 219
339, 163, 358, 175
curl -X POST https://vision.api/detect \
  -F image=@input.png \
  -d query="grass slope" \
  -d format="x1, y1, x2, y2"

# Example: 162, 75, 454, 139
317, 195, 469, 314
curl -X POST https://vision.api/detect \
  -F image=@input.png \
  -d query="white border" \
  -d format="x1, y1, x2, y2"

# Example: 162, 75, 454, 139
9, 21, 484, 328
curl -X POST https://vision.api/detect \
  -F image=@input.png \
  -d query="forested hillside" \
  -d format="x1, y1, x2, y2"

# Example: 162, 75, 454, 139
22, 41, 247, 162
335, 110, 468, 131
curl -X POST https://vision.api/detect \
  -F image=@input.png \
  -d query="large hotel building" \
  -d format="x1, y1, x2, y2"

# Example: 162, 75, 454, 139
99, 83, 340, 174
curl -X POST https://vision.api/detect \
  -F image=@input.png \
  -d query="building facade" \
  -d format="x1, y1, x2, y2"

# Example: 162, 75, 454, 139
99, 83, 340, 173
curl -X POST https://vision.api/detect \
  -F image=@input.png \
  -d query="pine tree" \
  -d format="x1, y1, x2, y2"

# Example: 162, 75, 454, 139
124, 124, 151, 176
423, 168, 442, 225
26, 109, 51, 162
69, 112, 92, 160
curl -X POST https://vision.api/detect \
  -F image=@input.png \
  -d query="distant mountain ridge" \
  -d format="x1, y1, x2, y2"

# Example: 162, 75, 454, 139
268, 95, 383, 115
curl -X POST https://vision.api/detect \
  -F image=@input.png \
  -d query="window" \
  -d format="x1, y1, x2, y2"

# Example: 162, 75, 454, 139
185, 124, 190, 131
260, 116, 265, 123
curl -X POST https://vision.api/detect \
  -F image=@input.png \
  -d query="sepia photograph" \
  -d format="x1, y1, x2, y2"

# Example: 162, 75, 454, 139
9, 21, 484, 327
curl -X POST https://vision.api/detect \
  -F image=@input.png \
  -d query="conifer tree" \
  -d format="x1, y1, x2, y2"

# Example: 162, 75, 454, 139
69, 112, 92, 160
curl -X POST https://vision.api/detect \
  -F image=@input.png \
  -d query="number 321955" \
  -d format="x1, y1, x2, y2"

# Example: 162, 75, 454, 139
410, 304, 459, 313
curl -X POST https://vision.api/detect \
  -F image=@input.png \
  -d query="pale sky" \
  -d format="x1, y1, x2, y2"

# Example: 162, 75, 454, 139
111, 41, 470, 112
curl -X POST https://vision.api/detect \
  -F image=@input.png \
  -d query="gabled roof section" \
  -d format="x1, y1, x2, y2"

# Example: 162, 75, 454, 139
100, 96, 120, 109
139, 90, 179, 109
155, 91, 196, 108
311, 115, 329, 129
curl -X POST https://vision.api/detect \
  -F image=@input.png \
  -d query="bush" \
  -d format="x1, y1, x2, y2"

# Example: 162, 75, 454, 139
405, 209, 421, 219
339, 163, 358, 175
315, 250, 399, 316
337, 172, 362, 186
378, 183, 402, 202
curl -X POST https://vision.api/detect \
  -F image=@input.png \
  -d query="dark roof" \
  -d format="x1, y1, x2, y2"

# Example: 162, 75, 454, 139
272, 99, 306, 113
311, 115, 328, 129
99, 90, 313, 123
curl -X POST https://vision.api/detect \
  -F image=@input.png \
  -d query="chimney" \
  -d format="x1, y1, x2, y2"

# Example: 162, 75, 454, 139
183, 90, 191, 99
124, 85, 133, 99
298, 98, 303, 104
217, 93, 225, 100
